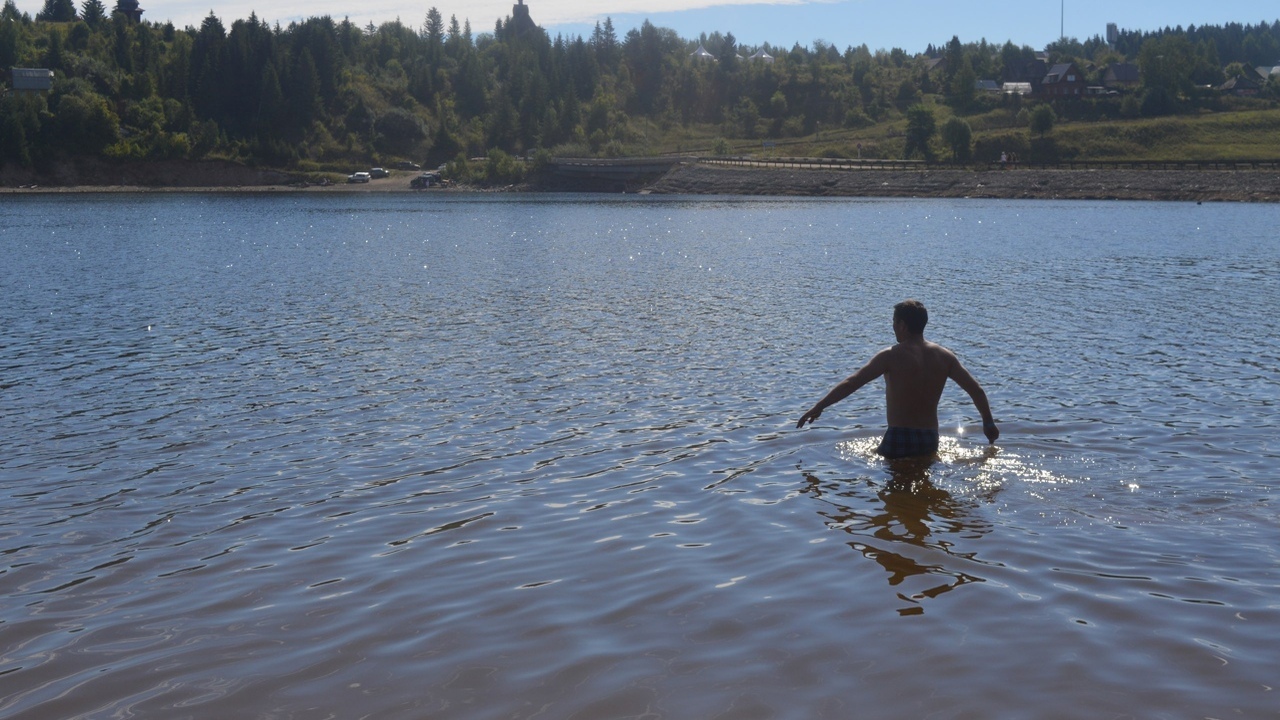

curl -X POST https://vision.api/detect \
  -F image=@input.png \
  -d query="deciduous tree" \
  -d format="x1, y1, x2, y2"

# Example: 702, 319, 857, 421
903, 103, 935, 160
1029, 103, 1055, 136
940, 115, 972, 162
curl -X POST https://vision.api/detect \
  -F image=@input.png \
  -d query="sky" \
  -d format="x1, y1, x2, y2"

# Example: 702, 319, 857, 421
19, 0, 1280, 54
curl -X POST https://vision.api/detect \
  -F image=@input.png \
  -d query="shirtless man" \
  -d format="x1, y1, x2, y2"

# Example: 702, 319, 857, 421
796, 299, 998, 458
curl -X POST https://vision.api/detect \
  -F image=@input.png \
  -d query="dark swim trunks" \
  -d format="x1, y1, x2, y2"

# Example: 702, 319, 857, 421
876, 427, 940, 459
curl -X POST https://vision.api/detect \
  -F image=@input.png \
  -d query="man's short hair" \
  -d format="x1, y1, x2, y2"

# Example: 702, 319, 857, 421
894, 299, 928, 334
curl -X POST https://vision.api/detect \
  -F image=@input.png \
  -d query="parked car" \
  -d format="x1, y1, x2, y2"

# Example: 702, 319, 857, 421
394, 161, 421, 171
347, 171, 371, 183
369, 167, 390, 178
410, 172, 443, 189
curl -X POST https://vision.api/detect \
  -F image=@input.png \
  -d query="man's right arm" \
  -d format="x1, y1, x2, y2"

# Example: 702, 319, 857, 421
796, 350, 889, 428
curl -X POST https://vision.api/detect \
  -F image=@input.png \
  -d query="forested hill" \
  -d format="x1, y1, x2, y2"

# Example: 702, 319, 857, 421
3, 0, 1280, 177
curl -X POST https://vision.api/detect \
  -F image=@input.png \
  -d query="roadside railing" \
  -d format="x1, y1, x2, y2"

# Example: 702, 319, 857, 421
983, 159, 1280, 170
700, 157, 926, 170
697, 156, 1280, 171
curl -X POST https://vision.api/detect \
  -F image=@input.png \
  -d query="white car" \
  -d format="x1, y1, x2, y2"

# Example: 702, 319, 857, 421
347, 171, 371, 183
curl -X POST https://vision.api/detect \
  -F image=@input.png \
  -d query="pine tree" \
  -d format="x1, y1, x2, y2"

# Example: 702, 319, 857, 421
423, 7, 442, 45
80, 0, 105, 26
36, 0, 76, 22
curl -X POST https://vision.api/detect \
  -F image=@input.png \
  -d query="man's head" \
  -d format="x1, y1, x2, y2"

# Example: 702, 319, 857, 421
893, 299, 928, 335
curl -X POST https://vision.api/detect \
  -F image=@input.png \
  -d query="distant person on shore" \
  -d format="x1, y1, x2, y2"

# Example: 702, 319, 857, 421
796, 300, 999, 458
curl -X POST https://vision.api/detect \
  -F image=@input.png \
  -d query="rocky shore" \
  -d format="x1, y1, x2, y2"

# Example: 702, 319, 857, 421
5, 158, 1280, 202
641, 163, 1280, 202
0, 157, 299, 190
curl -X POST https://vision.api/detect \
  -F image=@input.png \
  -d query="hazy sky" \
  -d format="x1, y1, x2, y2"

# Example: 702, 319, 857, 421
22, 0, 1280, 53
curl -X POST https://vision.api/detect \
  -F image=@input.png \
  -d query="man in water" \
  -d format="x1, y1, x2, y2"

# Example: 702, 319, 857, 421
796, 299, 999, 458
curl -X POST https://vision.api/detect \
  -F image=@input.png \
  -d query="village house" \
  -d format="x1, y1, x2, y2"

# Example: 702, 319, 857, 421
1003, 56, 1048, 93
1220, 74, 1262, 96
1254, 65, 1280, 81
1103, 62, 1141, 91
1039, 62, 1088, 97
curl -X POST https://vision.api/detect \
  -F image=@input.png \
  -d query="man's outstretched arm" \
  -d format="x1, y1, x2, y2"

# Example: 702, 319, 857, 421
797, 351, 888, 428
948, 359, 999, 443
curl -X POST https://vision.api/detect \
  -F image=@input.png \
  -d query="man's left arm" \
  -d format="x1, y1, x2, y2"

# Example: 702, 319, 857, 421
948, 357, 999, 443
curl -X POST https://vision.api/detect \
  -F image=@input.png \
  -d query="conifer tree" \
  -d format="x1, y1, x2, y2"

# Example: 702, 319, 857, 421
80, 0, 105, 26
36, 0, 76, 22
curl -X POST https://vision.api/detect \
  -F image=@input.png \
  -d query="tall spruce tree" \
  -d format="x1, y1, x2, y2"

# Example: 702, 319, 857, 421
80, 0, 105, 25
36, 0, 76, 22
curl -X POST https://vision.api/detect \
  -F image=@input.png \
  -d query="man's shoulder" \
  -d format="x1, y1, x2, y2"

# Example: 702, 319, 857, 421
934, 342, 962, 366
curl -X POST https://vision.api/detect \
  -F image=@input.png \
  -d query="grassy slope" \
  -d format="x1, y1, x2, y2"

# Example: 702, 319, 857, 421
1053, 110, 1280, 161
627, 105, 1280, 162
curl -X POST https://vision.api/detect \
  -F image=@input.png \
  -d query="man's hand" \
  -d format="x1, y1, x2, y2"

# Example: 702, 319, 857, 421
797, 406, 822, 428
983, 420, 999, 444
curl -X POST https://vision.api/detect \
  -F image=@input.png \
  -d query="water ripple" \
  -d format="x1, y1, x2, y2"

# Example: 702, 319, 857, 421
1, 195, 1278, 717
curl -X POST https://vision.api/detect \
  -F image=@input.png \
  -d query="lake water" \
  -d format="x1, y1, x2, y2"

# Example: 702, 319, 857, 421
1, 192, 1278, 718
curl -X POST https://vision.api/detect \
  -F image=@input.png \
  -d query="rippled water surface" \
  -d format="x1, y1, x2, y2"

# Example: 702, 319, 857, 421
2, 193, 1278, 718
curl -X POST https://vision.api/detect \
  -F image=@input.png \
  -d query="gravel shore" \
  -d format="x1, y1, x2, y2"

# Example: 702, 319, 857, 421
6, 158, 1280, 202
641, 163, 1280, 202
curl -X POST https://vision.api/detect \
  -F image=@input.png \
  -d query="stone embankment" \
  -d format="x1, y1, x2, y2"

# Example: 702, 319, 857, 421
641, 163, 1280, 202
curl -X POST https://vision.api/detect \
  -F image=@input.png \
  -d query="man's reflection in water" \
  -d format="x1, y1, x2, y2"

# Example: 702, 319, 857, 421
801, 452, 999, 616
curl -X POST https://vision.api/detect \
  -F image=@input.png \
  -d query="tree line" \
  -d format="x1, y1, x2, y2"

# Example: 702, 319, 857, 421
3, 0, 1279, 172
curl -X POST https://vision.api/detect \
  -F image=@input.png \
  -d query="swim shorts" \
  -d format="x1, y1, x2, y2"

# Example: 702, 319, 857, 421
876, 426, 940, 459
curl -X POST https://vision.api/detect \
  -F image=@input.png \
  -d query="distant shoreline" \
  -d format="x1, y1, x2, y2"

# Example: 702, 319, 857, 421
4, 160, 1280, 202
637, 163, 1280, 203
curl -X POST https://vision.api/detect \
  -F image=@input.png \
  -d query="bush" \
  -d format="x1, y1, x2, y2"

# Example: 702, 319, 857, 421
973, 131, 1029, 163
103, 140, 145, 159
528, 148, 553, 171
940, 116, 972, 162
1027, 136, 1061, 163
903, 104, 936, 160
1029, 104, 1056, 136
843, 109, 874, 128
374, 107, 426, 155
444, 152, 472, 183
484, 147, 524, 185
149, 131, 191, 159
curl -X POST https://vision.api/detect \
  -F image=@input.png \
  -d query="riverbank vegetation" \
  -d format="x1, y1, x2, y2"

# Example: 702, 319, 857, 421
3, 0, 1279, 184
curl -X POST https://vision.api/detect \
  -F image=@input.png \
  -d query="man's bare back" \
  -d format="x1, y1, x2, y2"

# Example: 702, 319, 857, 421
796, 300, 997, 457
880, 337, 961, 430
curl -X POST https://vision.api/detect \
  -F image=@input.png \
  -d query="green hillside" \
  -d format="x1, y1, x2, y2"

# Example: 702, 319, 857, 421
3, 0, 1279, 183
